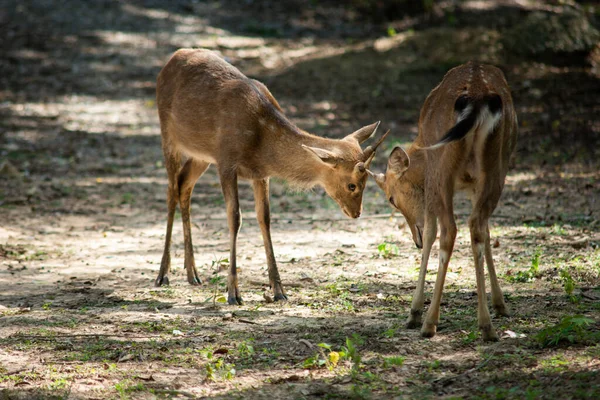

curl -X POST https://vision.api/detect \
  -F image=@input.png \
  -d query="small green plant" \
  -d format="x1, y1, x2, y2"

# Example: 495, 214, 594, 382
114, 379, 145, 399
381, 327, 397, 338
324, 283, 343, 296
377, 242, 399, 259
540, 355, 570, 373
383, 356, 406, 368
205, 358, 236, 381
121, 192, 135, 205
535, 315, 596, 347
552, 223, 567, 236
426, 359, 441, 372
303, 335, 363, 371
236, 339, 255, 358
303, 342, 345, 370
559, 268, 576, 299
387, 26, 397, 37
48, 377, 70, 391
506, 250, 541, 283
42, 302, 52, 310
461, 330, 480, 345
204, 258, 228, 305
201, 348, 236, 381
345, 334, 363, 368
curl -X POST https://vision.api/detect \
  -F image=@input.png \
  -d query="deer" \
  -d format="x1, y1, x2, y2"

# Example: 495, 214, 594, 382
154, 49, 389, 305
368, 62, 517, 341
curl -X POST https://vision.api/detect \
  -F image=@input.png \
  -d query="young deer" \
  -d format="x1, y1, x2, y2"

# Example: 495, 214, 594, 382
369, 62, 517, 341
155, 49, 388, 305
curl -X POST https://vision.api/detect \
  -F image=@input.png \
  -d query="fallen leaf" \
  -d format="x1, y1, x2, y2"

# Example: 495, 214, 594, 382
118, 353, 134, 362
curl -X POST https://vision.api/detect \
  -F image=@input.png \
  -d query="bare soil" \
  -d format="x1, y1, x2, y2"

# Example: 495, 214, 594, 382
1, 1, 599, 399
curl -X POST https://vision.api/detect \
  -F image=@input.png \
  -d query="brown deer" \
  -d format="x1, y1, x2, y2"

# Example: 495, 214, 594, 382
155, 49, 389, 305
369, 62, 517, 341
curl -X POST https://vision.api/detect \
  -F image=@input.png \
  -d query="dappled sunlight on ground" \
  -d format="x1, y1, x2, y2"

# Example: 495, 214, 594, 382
1, 0, 599, 398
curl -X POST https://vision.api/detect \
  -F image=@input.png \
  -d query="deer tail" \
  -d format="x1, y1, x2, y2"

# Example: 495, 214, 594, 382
425, 94, 502, 150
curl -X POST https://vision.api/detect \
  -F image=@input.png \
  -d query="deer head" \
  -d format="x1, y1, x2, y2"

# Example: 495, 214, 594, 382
303, 123, 389, 219
368, 146, 425, 248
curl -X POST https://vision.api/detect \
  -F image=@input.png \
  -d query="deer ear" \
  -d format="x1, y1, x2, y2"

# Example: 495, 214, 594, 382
345, 121, 380, 144
302, 145, 339, 165
354, 162, 366, 174
388, 146, 410, 176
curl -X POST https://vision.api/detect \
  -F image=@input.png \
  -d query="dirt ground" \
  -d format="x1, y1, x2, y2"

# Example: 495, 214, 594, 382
1, 1, 599, 399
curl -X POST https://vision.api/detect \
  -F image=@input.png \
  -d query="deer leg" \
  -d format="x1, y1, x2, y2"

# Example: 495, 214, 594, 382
406, 213, 437, 328
156, 147, 181, 287
253, 178, 287, 301
178, 159, 211, 286
485, 225, 510, 317
421, 211, 456, 338
219, 168, 243, 305
469, 216, 499, 342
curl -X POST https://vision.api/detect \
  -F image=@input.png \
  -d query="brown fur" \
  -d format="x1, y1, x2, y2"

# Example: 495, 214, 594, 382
370, 62, 517, 341
155, 49, 386, 304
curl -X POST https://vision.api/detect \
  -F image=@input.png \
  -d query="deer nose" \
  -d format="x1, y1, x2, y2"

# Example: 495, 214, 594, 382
353, 210, 361, 218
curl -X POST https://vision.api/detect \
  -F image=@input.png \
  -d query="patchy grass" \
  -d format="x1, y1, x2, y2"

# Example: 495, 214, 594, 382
1, 0, 599, 399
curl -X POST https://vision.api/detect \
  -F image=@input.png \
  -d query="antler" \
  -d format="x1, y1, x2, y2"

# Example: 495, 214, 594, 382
364, 129, 391, 166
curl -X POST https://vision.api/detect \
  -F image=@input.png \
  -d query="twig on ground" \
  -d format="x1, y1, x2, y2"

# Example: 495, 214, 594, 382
238, 318, 260, 325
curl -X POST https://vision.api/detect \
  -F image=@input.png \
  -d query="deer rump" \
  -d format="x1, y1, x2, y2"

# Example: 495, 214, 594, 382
429, 93, 503, 150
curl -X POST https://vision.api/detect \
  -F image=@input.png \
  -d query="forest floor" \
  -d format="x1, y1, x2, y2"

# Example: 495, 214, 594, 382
1, 1, 599, 399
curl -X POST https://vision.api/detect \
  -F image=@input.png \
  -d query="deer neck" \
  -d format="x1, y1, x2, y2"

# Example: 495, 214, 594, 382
264, 119, 337, 188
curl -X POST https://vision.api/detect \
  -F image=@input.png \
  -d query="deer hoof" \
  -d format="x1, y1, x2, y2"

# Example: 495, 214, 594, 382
494, 304, 511, 317
155, 276, 169, 287
186, 268, 202, 286
481, 326, 499, 342
406, 310, 422, 329
420, 323, 437, 338
227, 295, 243, 306
187, 276, 202, 286
274, 293, 288, 302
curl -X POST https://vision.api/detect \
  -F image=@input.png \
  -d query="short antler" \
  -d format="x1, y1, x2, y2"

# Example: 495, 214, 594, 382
364, 129, 391, 166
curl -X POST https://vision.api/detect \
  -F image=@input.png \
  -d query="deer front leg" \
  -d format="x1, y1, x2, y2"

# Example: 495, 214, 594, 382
156, 146, 180, 287
156, 182, 178, 286
485, 225, 510, 317
178, 159, 211, 285
253, 179, 287, 301
470, 217, 499, 342
406, 213, 437, 329
421, 213, 456, 338
219, 168, 243, 305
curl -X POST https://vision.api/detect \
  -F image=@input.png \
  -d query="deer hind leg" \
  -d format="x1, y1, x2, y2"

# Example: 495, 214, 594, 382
406, 212, 437, 329
156, 145, 181, 287
253, 178, 287, 301
219, 167, 243, 305
178, 158, 211, 286
469, 214, 499, 342
422, 207, 457, 338
485, 225, 510, 317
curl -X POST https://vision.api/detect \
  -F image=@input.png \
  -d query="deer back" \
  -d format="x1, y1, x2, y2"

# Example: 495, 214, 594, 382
157, 49, 388, 219
417, 62, 518, 184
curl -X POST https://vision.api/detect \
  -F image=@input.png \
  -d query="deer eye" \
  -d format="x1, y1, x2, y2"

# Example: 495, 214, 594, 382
348, 183, 357, 192
389, 196, 396, 207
